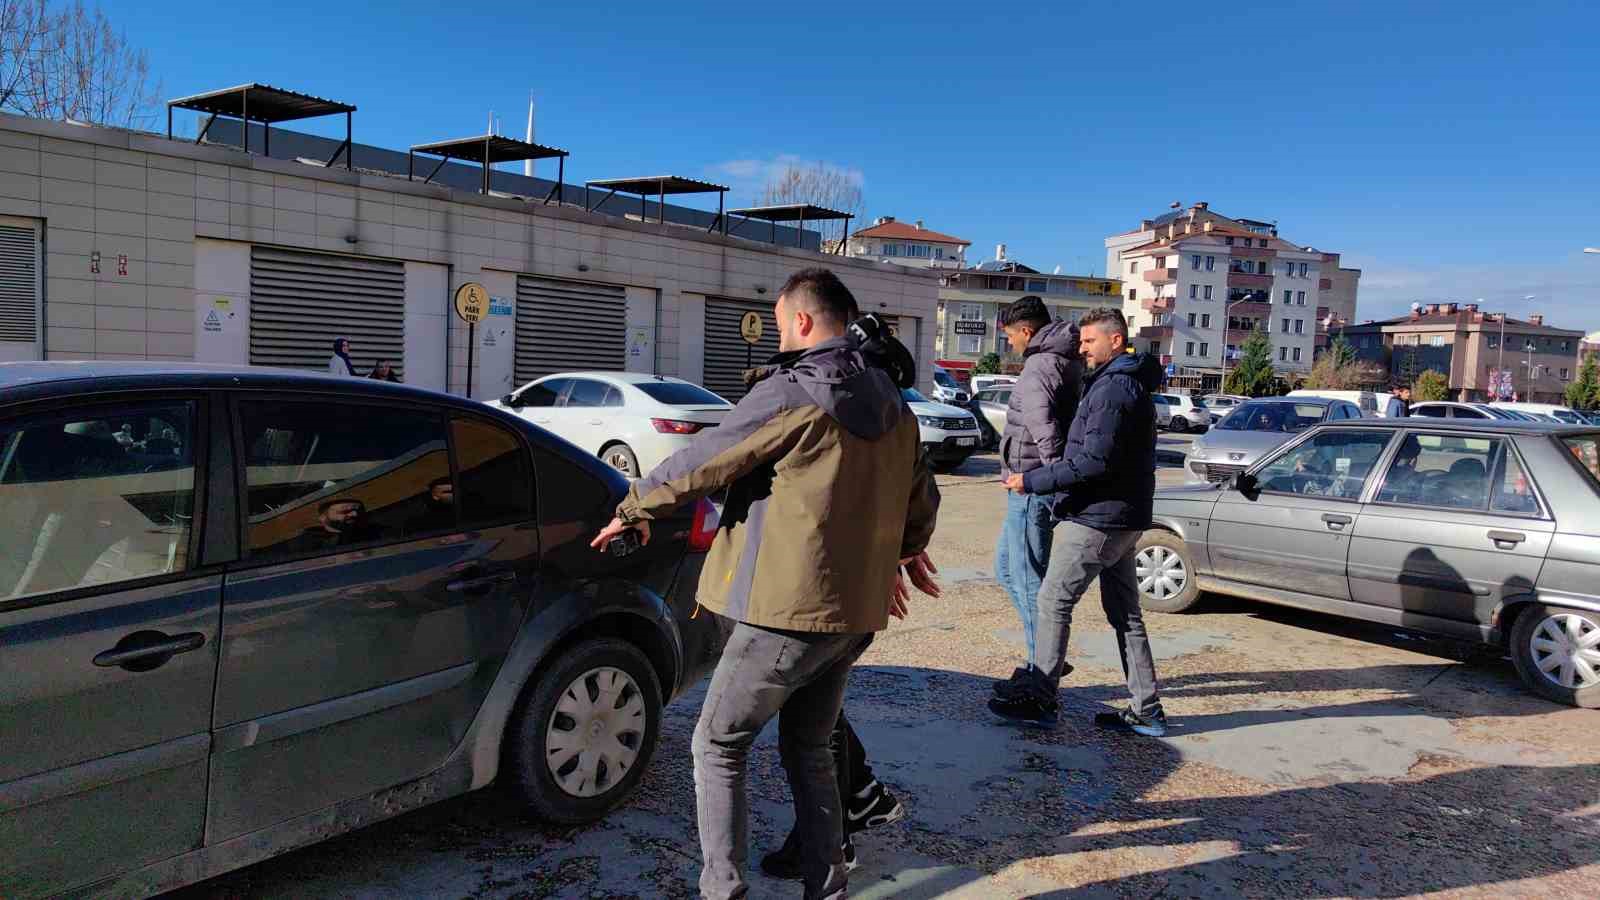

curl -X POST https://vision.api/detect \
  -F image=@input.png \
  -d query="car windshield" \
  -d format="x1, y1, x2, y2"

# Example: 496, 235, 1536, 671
635, 381, 729, 406
1218, 402, 1325, 433
933, 371, 958, 388
902, 388, 930, 403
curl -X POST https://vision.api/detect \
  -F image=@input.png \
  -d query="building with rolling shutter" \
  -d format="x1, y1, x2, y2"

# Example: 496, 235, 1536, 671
0, 111, 938, 402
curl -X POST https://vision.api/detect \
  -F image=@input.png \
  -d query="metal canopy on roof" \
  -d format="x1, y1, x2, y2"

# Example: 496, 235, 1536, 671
166, 83, 355, 169
726, 204, 853, 252
585, 176, 730, 233
408, 135, 571, 203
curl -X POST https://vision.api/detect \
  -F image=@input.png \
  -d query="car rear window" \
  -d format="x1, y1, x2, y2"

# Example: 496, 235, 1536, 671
636, 382, 729, 406
1562, 436, 1600, 487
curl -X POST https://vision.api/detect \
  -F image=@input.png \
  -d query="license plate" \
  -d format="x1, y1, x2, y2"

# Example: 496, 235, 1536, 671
956, 437, 976, 446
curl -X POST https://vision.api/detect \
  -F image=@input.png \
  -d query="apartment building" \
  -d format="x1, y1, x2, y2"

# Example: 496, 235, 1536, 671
1334, 303, 1585, 403
846, 216, 970, 269
932, 249, 1120, 374
1108, 203, 1328, 385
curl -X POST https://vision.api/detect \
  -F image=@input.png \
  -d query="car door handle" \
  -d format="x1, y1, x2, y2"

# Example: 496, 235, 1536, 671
1321, 512, 1353, 529
446, 570, 517, 594
1487, 530, 1526, 548
588, 419, 603, 426
94, 631, 206, 671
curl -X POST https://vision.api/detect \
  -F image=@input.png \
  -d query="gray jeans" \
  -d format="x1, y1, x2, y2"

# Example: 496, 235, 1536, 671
1033, 520, 1163, 718
693, 617, 870, 900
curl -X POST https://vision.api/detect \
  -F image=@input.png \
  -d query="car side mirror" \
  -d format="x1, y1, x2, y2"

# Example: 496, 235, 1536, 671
501, 392, 521, 408
1232, 471, 1260, 498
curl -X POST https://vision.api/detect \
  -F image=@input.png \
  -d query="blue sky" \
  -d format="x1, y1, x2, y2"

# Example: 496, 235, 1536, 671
108, 0, 1600, 331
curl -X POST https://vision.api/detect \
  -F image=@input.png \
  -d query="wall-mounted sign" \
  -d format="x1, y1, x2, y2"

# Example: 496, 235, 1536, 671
954, 321, 987, 336
488, 296, 513, 317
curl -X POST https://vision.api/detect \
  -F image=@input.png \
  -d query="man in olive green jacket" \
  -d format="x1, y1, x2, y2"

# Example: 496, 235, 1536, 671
593, 268, 939, 900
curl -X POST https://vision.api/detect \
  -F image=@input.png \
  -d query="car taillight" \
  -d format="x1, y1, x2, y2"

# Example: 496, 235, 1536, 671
689, 497, 719, 553
652, 418, 705, 435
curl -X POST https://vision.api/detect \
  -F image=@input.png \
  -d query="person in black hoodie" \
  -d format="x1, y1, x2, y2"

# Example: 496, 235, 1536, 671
996, 307, 1167, 736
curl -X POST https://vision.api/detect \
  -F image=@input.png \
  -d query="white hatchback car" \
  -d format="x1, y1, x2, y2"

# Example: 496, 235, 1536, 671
490, 372, 733, 477
1152, 392, 1210, 433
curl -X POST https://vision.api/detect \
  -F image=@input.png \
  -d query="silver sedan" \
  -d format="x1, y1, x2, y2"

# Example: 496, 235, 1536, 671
1135, 418, 1600, 708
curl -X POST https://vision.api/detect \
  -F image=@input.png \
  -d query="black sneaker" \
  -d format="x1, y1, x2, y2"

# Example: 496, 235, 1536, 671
760, 833, 858, 880
846, 780, 905, 834
1092, 706, 1168, 737
992, 663, 1070, 700
987, 690, 1059, 726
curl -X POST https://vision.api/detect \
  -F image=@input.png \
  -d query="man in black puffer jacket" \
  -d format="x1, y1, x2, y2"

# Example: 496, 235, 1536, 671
996, 307, 1167, 736
994, 296, 1082, 697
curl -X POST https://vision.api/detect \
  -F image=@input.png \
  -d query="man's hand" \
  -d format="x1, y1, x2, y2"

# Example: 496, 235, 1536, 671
1003, 473, 1026, 493
890, 578, 910, 619
589, 517, 651, 551
900, 551, 941, 598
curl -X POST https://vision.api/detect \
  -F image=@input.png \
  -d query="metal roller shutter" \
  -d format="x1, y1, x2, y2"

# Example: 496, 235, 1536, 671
514, 276, 627, 383
249, 246, 405, 375
703, 297, 780, 402
0, 221, 40, 352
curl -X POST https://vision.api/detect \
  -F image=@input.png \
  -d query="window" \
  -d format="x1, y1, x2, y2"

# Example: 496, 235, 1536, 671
520, 378, 570, 407
1026, 279, 1047, 293
1204, 285, 1214, 300
239, 401, 453, 559
1186, 341, 1195, 356
1187, 313, 1197, 327
1281, 318, 1290, 333
1129, 261, 1138, 274
1454, 407, 1488, 419
1294, 319, 1304, 335
1199, 342, 1209, 357
1375, 433, 1521, 513
1561, 367, 1571, 380
1280, 347, 1288, 361
1293, 347, 1302, 361
1205, 256, 1215, 271
1297, 291, 1306, 305
1202, 314, 1212, 328
1488, 336, 1499, 349
0, 402, 196, 601
1562, 436, 1600, 487
1430, 335, 1444, 347
1189, 284, 1198, 299
1285, 263, 1295, 277
1128, 289, 1138, 302
959, 303, 983, 354
1150, 341, 1161, 355
637, 381, 727, 406
1283, 290, 1293, 304
934, 247, 945, 260
565, 379, 614, 407
452, 417, 534, 526
1562, 340, 1571, 352
1189, 254, 1200, 270
1255, 429, 1393, 500
883, 243, 900, 257
1224, 237, 1234, 246
1299, 263, 1308, 277
1414, 404, 1447, 418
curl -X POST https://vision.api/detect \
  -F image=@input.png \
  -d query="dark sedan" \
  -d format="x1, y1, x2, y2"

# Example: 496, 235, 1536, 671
0, 363, 723, 897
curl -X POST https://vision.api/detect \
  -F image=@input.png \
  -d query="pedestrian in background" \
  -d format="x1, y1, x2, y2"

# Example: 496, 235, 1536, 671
995, 307, 1167, 736
591, 268, 940, 900
369, 359, 401, 382
328, 337, 356, 376
991, 296, 1082, 701
1387, 384, 1412, 418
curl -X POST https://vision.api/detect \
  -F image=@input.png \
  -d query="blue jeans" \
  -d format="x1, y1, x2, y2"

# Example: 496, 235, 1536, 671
994, 489, 1055, 664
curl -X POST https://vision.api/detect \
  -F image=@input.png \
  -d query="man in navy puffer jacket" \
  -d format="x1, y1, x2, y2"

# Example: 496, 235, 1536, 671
996, 307, 1167, 736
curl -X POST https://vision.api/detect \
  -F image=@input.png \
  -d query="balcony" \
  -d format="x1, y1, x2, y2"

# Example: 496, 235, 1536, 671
1227, 271, 1273, 290
1229, 244, 1275, 259
1319, 277, 1333, 290
1138, 325, 1173, 340
1143, 267, 1178, 285
1143, 295, 1175, 313
1226, 301, 1272, 318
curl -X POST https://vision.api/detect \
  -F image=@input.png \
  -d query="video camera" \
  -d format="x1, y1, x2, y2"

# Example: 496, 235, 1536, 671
846, 312, 917, 389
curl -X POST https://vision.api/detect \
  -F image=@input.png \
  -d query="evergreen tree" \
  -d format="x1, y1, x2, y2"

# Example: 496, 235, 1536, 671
1565, 355, 1600, 410
1223, 329, 1276, 397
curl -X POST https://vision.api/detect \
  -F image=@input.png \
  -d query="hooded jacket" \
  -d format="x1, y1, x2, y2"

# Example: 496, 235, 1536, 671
1022, 350, 1162, 531
616, 336, 940, 633
1001, 320, 1083, 475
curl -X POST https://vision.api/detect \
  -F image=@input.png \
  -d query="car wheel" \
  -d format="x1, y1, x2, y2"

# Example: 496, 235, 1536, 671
504, 637, 664, 823
1509, 604, 1600, 708
1168, 417, 1188, 434
601, 443, 640, 478
1133, 530, 1201, 613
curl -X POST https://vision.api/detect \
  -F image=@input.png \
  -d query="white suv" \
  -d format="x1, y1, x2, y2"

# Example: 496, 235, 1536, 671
903, 388, 982, 471
1152, 393, 1209, 433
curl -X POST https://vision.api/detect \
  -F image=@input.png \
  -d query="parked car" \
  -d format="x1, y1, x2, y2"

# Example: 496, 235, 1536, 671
931, 365, 971, 406
1152, 392, 1210, 433
1410, 401, 1526, 421
1184, 396, 1363, 483
1488, 402, 1588, 424
0, 362, 724, 896
904, 387, 982, 471
972, 385, 1012, 450
1200, 393, 1250, 424
490, 372, 733, 478
1133, 418, 1600, 707
969, 374, 1017, 395
1286, 388, 1396, 417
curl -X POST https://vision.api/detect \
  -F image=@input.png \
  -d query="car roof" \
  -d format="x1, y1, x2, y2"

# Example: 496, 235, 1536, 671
1321, 417, 1589, 433
536, 371, 698, 385
0, 361, 487, 413
1240, 396, 1337, 406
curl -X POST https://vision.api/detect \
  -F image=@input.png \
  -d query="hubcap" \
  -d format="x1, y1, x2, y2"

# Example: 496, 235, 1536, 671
545, 666, 646, 797
1529, 613, 1600, 690
606, 450, 637, 476
1135, 546, 1187, 600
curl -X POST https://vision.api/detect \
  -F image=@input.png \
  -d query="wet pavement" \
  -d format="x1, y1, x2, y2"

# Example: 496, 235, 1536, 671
175, 443, 1600, 899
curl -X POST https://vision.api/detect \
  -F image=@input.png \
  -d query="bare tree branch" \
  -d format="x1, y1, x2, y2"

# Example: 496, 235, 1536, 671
757, 160, 865, 248
0, 0, 158, 127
